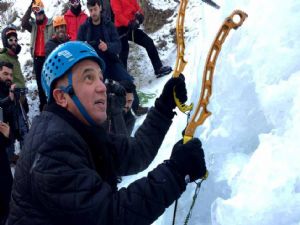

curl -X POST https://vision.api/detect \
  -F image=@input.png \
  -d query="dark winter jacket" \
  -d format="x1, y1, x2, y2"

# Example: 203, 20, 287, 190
77, 17, 121, 63
8, 103, 186, 225
0, 133, 13, 224
124, 110, 136, 135
45, 36, 69, 59
0, 81, 18, 140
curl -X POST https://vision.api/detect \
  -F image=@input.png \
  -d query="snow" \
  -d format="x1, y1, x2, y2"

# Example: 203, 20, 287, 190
2, 0, 300, 224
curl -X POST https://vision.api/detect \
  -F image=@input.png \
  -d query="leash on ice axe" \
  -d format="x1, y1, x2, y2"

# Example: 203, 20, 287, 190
172, 8, 248, 225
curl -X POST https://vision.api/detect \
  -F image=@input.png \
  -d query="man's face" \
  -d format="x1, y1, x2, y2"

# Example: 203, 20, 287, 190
7, 36, 18, 52
69, 59, 107, 125
0, 66, 13, 87
54, 25, 67, 41
35, 13, 45, 23
124, 92, 134, 113
70, 0, 80, 8
87, 4, 101, 24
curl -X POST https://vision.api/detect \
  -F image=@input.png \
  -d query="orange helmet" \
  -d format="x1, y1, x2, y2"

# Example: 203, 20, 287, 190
53, 16, 67, 28
32, 0, 45, 13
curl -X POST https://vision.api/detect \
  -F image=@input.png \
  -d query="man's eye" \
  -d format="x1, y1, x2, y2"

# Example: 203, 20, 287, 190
85, 74, 94, 81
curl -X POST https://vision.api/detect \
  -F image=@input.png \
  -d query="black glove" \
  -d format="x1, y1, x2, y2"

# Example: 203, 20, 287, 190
108, 94, 126, 116
168, 138, 207, 183
107, 82, 126, 97
155, 74, 187, 118
106, 83, 126, 116
128, 19, 140, 31
135, 12, 144, 25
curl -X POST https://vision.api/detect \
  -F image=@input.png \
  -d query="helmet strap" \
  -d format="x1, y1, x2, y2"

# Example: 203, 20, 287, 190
60, 71, 97, 126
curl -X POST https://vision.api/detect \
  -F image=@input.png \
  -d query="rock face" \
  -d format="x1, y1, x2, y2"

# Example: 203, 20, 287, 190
139, 0, 174, 33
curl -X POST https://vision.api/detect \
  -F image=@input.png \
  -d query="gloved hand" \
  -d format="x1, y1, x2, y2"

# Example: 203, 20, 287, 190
168, 138, 207, 183
128, 19, 140, 31
155, 74, 187, 118
106, 83, 126, 116
135, 12, 144, 25
108, 94, 126, 116
107, 82, 126, 97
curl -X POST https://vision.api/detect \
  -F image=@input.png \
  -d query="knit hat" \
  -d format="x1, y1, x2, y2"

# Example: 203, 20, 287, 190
1, 26, 17, 48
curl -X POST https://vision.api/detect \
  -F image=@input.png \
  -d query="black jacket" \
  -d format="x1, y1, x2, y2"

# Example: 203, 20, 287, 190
0, 81, 18, 140
77, 17, 121, 63
45, 36, 69, 59
0, 133, 12, 223
8, 104, 186, 225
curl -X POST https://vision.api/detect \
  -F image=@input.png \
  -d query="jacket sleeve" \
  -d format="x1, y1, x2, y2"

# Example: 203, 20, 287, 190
106, 22, 122, 55
109, 107, 173, 176
125, 112, 136, 136
111, 113, 129, 137
45, 40, 57, 59
0, 96, 13, 108
31, 132, 186, 225
76, 23, 86, 41
21, 6, 33, 33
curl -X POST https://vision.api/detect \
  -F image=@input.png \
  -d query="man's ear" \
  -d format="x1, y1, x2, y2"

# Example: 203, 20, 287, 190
52, 88, 68, 107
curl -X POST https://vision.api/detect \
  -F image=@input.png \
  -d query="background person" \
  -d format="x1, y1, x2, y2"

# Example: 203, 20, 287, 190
64, 0, 88, 41
111, 0, 172, 77
21, 0, 53, 111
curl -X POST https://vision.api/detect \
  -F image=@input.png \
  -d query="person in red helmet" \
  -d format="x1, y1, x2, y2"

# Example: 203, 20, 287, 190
64, 0, 88, 41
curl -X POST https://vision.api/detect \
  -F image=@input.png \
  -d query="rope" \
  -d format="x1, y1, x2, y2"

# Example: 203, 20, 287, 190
171, 179, 205, 225
172, 199, 178, 225
137, 91, 156, 105
183, 180, 205, 225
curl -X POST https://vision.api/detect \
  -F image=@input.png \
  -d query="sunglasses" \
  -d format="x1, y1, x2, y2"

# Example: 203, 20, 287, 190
7, 38, 18, 43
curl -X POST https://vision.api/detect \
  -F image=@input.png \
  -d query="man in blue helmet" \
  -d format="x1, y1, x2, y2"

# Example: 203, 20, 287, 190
77, 0, 148, 116
8, 41, 207, 225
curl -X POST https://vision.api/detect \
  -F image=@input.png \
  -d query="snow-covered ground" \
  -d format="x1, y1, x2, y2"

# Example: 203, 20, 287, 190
2, 0, 300, 224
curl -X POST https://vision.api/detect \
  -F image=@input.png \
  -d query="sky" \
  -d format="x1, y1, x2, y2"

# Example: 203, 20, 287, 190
2, 0, 300, 224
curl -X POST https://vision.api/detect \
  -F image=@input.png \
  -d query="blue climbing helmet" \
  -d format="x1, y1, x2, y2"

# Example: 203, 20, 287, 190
41, 41, 106, 126
42, 41, 105, 101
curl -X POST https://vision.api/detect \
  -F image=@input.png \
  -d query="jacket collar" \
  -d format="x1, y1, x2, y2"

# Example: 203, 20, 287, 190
45, 103, 119, 189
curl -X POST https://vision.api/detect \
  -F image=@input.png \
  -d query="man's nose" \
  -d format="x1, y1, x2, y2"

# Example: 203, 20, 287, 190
96, 79, 106, 92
